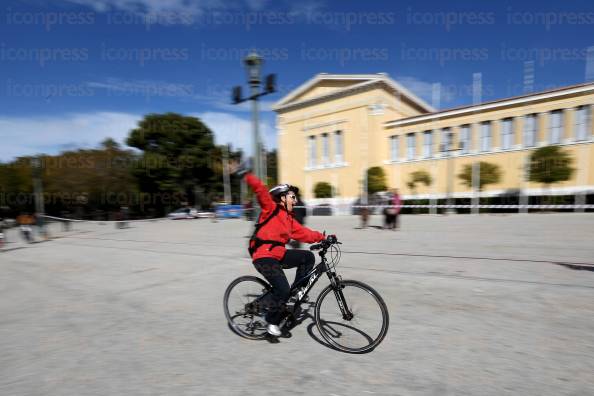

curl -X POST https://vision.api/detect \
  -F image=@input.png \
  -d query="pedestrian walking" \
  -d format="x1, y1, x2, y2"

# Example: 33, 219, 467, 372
384, 189, 401, 230
17, 213, 35, 243
0, 218, 5, 248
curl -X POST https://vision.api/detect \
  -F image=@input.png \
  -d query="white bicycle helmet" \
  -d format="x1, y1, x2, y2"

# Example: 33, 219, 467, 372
269, 184, 299, 201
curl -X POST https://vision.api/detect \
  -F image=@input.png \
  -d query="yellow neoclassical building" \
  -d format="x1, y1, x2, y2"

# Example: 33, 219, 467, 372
272, 73, 594, 205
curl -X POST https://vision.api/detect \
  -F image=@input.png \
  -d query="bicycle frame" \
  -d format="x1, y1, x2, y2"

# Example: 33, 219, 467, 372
289, 261, 327, 303
288, 250, 354, 320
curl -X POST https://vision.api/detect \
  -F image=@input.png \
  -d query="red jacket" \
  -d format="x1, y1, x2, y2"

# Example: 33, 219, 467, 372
245, 173, 325, 261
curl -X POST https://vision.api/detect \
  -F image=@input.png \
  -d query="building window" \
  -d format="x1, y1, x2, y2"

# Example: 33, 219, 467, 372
501, 118, 514, 150
321, 133, 329, 165
423, 130, 433, 158
440, 128, 452, 152
390, 135, 399, 162
480, 121, 491, 152
575, 105, 592, 141
334, 130, 343, 163
460, 125, 470, 154
406, 133, 416, 160
524, 114, 537, 147
549, 110, 563, 144
307, 135, 316, 167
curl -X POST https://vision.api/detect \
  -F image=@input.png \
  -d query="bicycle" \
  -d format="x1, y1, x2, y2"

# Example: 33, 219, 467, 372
223, 236, 389, 353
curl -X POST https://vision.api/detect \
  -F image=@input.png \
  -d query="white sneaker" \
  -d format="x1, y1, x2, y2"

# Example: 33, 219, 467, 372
266, 324, 282, 337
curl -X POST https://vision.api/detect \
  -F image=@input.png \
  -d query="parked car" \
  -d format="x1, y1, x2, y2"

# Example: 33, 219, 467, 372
1, 218, 16, 228
167, 208, 199, 220
195, 210, 215, 219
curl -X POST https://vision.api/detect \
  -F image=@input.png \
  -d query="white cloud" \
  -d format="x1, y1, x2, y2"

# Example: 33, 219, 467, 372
86, 77, 277, 113
396, 75, 457, 109
396, 76, 438, 106
87, 78, 196, 99
0, 112, 141, 161
63, 0, 226, 14
288, 1, 326, 19
194, 111, 276, 156
0, 111, 276, 162
64, 0, 319, 15
61, 0, 328, 28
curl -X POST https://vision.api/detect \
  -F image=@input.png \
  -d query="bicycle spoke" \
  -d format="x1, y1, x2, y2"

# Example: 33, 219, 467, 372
316, 280, 388, 352
224, 277, 270, 340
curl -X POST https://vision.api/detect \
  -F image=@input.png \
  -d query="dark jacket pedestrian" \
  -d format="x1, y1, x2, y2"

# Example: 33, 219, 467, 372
384, 189, 402, 230
289, 194, 306, 248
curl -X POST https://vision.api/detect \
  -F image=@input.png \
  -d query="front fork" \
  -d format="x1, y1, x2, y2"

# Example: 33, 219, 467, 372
326, 270, 354, 321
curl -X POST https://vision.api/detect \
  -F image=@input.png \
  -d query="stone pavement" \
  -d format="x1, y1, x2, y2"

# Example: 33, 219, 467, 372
1, 214, 593, 395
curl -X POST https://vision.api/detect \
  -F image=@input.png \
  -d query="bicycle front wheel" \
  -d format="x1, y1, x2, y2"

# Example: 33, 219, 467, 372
223, 276, 270, 340
315, 280, 389, 353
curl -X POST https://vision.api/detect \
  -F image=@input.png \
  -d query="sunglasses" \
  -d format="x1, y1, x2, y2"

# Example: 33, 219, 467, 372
286, 194, 297, 201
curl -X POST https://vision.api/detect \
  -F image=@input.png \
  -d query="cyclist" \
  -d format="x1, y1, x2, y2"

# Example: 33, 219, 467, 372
231, 161, 328, 337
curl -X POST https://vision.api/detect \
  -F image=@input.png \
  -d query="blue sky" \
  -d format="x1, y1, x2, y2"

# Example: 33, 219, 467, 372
1, 0, 593, 161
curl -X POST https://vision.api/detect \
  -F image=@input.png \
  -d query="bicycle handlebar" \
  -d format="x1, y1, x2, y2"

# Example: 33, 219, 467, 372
310, 235, 341, 251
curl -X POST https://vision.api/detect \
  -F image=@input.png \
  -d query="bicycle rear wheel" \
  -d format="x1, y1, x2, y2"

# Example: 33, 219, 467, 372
223, 276, 270, 340
315, 280, 389, 353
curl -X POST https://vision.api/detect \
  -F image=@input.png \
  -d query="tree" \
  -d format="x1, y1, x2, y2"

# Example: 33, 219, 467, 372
366, 166, 387, 195
0, 141, 142, 218
0, 158, 34, 215
528, 146, 574, 187
266, 149, 278, 186
407, 170, 432, 195
314, 182, 333, 198
126, 113, 220, 212
458, 161, 501, 191
41, 142, 138, 217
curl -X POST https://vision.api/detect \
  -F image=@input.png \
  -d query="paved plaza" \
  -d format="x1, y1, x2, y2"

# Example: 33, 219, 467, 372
1, 213, 594, 395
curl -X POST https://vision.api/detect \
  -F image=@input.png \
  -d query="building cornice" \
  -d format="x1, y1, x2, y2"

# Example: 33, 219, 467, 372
272, 74, 435, 114
385, 82, 594, 128
301, 119, 347, 131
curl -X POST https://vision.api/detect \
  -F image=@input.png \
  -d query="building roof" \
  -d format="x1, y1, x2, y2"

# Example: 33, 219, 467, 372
385, 81, 594, 128
272, 73, 436, 113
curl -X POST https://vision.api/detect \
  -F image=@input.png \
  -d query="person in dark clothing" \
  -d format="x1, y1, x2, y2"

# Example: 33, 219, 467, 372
289, 192, 306, 249
0, 218, 5, 248
384, 189, 402, 230
231, 161, 328, 337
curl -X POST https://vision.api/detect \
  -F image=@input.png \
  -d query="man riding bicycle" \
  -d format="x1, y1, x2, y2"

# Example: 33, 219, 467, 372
231, 161, 329, 337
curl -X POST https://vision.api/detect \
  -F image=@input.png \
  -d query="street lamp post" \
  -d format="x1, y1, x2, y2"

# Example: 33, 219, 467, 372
245, 53, 263, 180
232, 52, 276, 221
30, 156, 46, 237
232, 53, 277, 181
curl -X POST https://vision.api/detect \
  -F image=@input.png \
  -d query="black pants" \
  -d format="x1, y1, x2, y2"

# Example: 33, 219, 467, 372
253, 249, 316, 325
385, 214, 399, 229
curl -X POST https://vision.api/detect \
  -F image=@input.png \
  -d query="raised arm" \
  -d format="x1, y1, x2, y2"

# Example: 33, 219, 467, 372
244, 172, 276, 212
229, 159, 276, 213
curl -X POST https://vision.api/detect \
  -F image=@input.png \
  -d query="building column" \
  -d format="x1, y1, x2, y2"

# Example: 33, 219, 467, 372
515, 116, 524, 148
563, 107, 574, 143
491, 120, 501, 151
590, 104, 594, 138
471, 123, 479, 153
